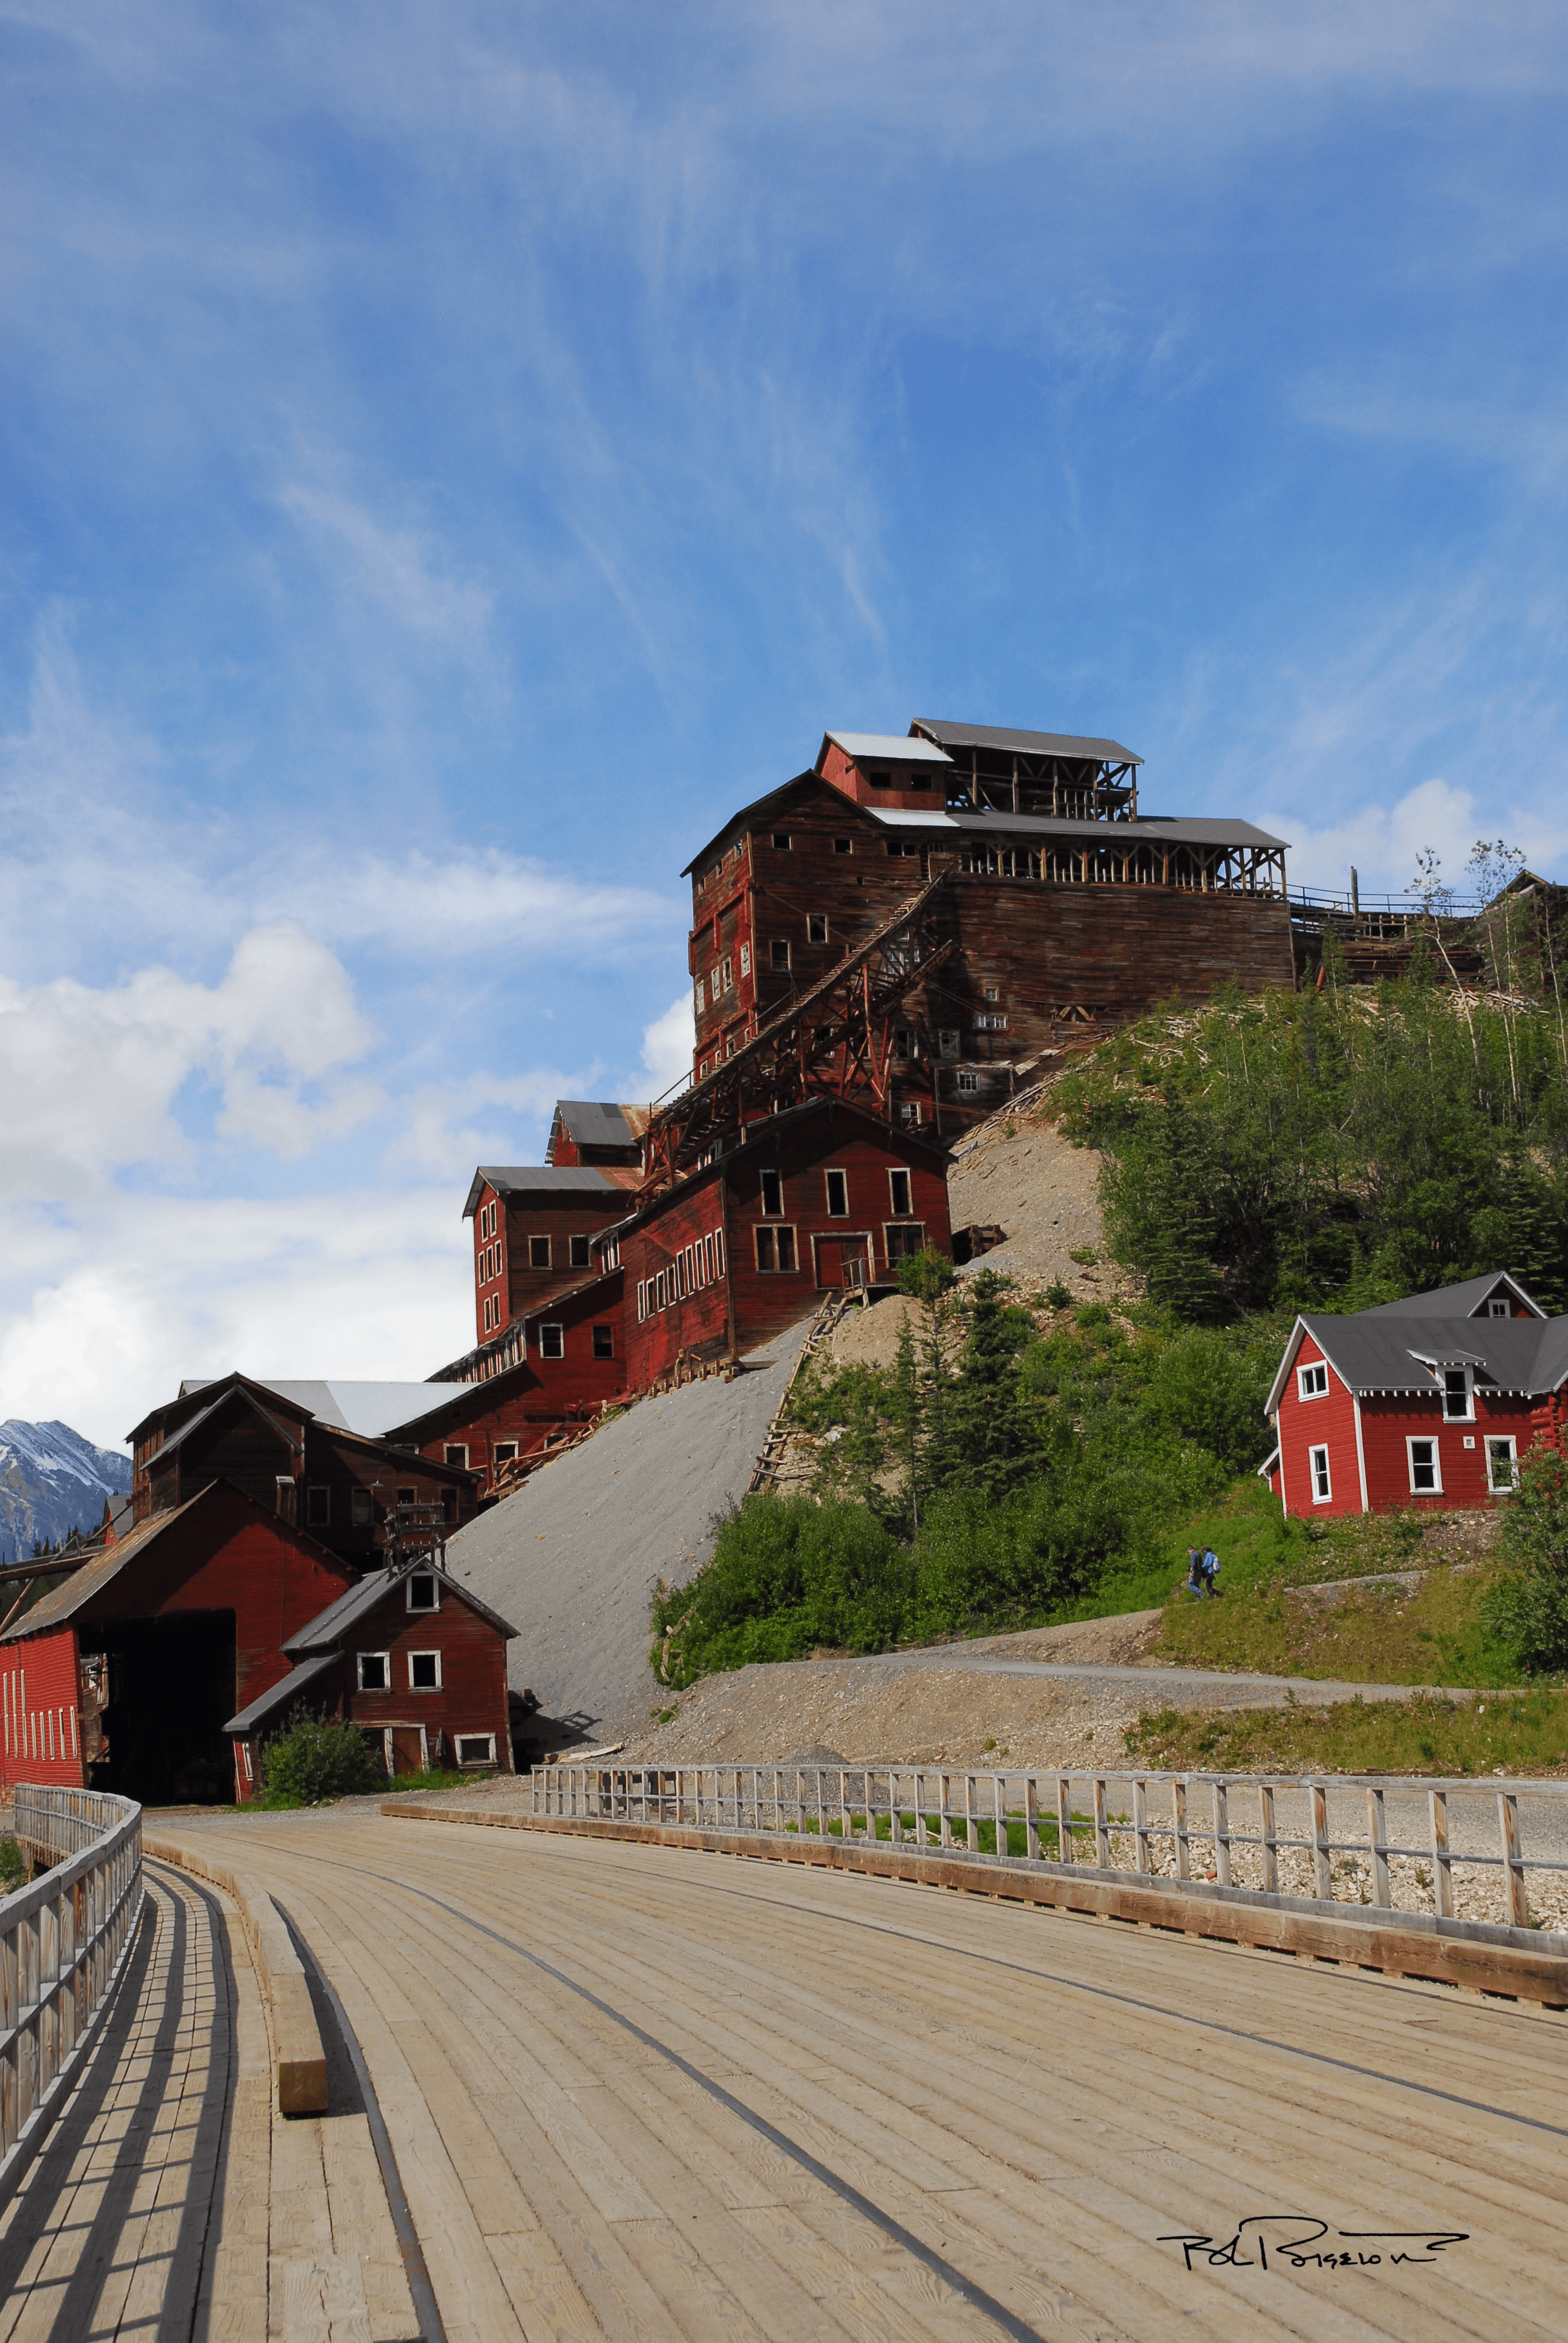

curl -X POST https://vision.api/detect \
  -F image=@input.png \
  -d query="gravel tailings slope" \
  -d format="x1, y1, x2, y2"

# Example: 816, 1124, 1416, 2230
445, 1313, 814, 1743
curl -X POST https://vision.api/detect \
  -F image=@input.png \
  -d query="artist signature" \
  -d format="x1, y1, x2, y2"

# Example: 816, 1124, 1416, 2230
1160, 2218, 1468, 2273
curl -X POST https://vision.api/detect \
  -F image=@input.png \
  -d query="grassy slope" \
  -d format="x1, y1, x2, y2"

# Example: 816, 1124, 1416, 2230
1126, 1686, 1568, 1777
1119, 1481, 1563, 1774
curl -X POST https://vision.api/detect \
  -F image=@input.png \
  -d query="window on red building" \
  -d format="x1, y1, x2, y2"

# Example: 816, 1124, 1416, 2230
1408, 1438, 1441, 1493
409, 1651, 442, 1689
824, 1170, 848, 1217
756, 1226, 798, 1273
539, 1325, 564, 1359
593, 1325, 614, 1358
760, 1170, 783, 1215
570, 1234, 590, 1268
306, 1486, 330, 1527
889, 1168, 912, 1216
1308, 1446, 1331, 1502
358, 1652, 389, 1691
529, 1236, 551, 1269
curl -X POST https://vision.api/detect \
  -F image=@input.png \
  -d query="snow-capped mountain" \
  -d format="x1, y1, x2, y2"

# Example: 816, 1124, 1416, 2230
0, 1421, 132, 1565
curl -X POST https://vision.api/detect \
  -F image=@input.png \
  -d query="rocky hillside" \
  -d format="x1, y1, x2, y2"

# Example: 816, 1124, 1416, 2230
0, 1420, 132, 1565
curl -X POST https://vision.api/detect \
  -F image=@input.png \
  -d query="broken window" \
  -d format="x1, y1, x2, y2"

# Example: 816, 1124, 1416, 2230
569, 1234, 590, 1268
704, 1233, 716, 1281
808, 914, 828, 943
739, 943, 751, 977
357, 1652, 389, 1691
897, 1101, 921, 1126
305, 1485, 330, 1527
938, 1030, 959, 1058
756, 1225, 798, 1273
833, 837, 852, 854
656, 1270, 667, 1309
443, 1444, 469, 1468
772, 831, 792, 850
867, 770, 891, 788
889, 1168, 912, 1216
760, 1170, 783, 1215
456, 1734, 495, 1766
771, 940, 790, 971
408, 1651, 442, 1690
529, 1236, 550, 1269
593, 1324, 614, 1358
637, 1280, 647, 1321
893, 1027, 918, 1059
407, 1574, 439, 1613
696, 978, 705, 1012
824, 1169, 848, 1217
351, 1488, 374, 1529
884, 1222, 925, 1261
956, 1071, 979, 1093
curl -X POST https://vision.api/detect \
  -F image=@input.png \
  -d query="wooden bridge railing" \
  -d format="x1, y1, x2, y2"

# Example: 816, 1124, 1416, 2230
533, 1761, 1568, 1935
0, 1785, 143, 2205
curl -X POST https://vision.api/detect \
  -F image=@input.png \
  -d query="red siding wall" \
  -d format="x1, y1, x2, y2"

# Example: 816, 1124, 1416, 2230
0, 1627, 84, 1791
342, 1579, 512, 1771
1358, 1394, 1541, 1513
76, 1487, 354, 1725
624, 1112, 952, 1387
1276, 1332, 1365, 1518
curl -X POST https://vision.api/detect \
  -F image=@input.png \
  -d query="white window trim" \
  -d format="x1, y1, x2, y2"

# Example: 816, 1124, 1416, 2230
454, 1732, 497, 1767
1485, 1436, 1518, 1493
1308, 1444, 1331, 1504
888, 1168, 913, 1216
539, 1323, 565, 1358
1439, 1366, 1475, 1422
356, 1651, 391, 1692
443, 1444, 469, 1469
406, 1573, 440, 1614
1296, 1361, 1329, 1401
1406, 1436, 1443, 1496
408, 1650, 443, 1691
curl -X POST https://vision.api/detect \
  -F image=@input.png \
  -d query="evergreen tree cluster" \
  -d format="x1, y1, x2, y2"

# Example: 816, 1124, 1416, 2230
1054, 972, 1568, 1316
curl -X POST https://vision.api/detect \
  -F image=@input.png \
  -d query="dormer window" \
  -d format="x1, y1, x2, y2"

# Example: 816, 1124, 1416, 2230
867, 769, 892, 788
1488, 1300, 1509, 1318
1442, 1368, 1473, 1421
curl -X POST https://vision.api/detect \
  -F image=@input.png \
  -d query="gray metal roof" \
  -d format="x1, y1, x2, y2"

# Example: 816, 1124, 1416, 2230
223, 1650, 339, 1736
283, 1563, 518, 1656
552, 1101, 647, 1145
867, 807, 1290, 851
1267, 1308, 1568, 1414
180, 1378, 472, 1439
823, 731, 955, 765
464, 1164, 628, 1217
912, 720, 1143, 766
1356, 1271, 1546, 1321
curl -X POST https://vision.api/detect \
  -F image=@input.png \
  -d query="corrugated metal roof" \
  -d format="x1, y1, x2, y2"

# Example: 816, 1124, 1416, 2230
912, 720, 1143, 765
463, 1164, 627, 1217
1267, 1309, 1568, 1414
865, 807, 1290, 851
552, 1101, 650, 1145
2, 1487, 206, 1640
1358, 1271, 1547, 1321
224, 1650, 339, 1735
823, 732, 955, 765
284, 1562, 518, 1653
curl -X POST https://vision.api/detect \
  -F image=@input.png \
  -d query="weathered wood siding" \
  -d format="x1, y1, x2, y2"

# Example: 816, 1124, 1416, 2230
342, 1576, 511, 1771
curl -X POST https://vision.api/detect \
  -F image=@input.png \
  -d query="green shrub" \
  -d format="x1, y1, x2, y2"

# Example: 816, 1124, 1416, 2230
1481, 1446, 1568, 1673
652, 1495, 916, 1684
0, 1837, 24, 1893
260, 1711, 384, 1806
1044, 1280, 1073, 1310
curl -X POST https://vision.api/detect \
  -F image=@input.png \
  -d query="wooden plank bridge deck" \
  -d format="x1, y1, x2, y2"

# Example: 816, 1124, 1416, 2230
10, 1810, 1568, 2339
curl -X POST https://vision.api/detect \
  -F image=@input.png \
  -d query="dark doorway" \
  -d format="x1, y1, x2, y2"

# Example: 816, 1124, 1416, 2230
84, 1612, 237, 1807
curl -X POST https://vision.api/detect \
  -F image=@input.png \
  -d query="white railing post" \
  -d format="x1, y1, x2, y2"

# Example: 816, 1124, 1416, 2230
1211, 1781, 1230, 1888
1056, 1776, 1072, 1866
1132, 1778, 1150, 1875
1093, 1779, 1109, 1871
1171, 1780, 1189, 1881
1259, 1783, 1278, 1893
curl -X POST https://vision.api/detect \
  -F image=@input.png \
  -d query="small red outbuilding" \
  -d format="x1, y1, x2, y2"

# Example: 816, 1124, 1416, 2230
1264, 1271, 1568, 1519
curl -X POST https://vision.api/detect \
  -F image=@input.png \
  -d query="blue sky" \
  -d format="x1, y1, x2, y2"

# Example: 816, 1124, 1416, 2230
4, 1, 1567, 1448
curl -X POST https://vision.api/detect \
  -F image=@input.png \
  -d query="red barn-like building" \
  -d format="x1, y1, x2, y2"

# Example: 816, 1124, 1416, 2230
224, 1557, 516, 1800
0, 1481, 353, 1804
1264, 1273, 1568, 1518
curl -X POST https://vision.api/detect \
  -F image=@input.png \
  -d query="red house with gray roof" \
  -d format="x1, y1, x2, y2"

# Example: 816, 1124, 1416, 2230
1264, 1272, 1568, 1518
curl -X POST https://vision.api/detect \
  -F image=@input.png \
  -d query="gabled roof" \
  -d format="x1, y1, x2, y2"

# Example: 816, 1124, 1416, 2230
820, 731, 955, 767
1266, 1286, 1568, 1415
681, 771, 823, 876
145, 1380, 302, 1467
549, 1101, 650, 1151
1, 1481, 344, 1645
1356, 1271, 1546, 1321
283, 1562, 517, 1656
911, 719, 1143, 766
463, 1165, 629, 1217
178, 1378, 472, 1439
